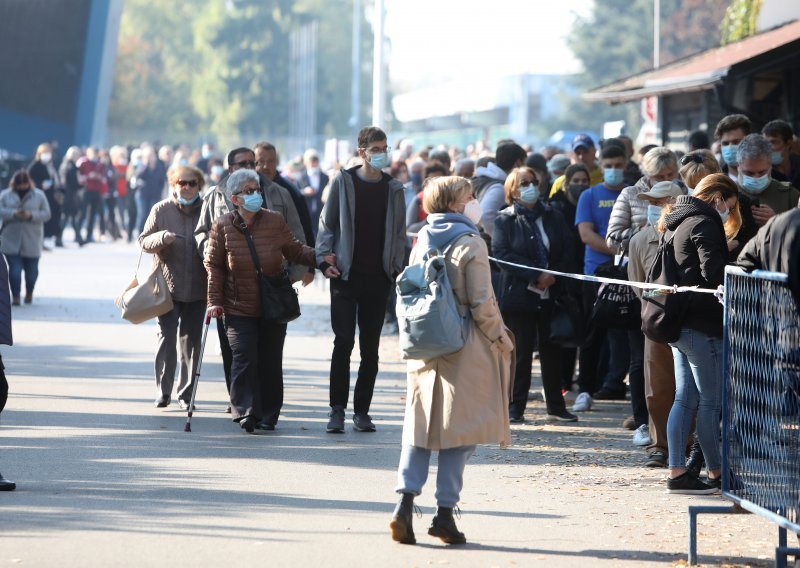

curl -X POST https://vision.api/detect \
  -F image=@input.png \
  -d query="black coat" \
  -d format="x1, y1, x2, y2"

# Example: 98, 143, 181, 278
663, 196, 728, 338
492, 202, 578, 313
296, 169, 329, 226
273, 172, 315, 247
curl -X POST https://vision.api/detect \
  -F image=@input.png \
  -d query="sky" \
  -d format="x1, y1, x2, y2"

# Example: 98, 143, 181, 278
384, 0, 594, 92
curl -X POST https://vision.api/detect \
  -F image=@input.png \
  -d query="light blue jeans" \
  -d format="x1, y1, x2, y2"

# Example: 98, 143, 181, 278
667, 327, 723, 471
395, 445, 476, 508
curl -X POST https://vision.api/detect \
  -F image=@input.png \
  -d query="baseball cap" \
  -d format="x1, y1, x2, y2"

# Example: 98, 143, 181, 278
637, 181, 684, 201
547, 154, 571, 173
571, 134, 595, 152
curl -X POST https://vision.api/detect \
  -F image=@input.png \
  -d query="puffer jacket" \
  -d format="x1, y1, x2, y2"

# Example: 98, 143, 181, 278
663, 196, 728, 338
139, 198, 207, 303
606, 176, 654, 254
205, 209, 316, 317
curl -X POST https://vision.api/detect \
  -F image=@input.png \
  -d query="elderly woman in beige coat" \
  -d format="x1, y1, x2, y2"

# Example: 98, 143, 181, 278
139, 165, 207, 409
390, 176, 514, 546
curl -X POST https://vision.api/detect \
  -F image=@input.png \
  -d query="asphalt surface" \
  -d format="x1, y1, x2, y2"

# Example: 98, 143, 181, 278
0, 238, 778, 567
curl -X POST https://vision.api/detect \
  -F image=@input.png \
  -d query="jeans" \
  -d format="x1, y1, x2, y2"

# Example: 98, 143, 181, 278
5, 255, 39, 298
135, 193, 160, 235
628, 329, 648, 427
503, 306, 567, 416
82, 191, 104, 241
667, 328, 723, 471
329, 271, 391, 414
599, 328, 630, 394
155, 300, 206, 402
395, 445, 476, 508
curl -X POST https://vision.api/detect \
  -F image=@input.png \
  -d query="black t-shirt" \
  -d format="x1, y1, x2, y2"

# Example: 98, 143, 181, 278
350, 168, 389, 274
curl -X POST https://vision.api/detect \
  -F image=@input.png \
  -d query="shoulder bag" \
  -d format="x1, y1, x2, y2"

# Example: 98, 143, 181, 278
115, 248, 174, 324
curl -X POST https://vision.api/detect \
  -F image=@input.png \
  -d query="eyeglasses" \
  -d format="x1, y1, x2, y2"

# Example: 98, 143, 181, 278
231, 160, 256, 169
177, 179, 199, 188
236, 186, 260, 196
361, 147, 388, 156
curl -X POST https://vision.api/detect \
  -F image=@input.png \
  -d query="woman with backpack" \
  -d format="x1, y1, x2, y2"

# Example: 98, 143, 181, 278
657, 173, 741, 494
390, 176, 514, 546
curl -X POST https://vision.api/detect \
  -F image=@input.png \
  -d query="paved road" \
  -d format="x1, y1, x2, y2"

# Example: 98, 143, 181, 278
0, 240, 776, 567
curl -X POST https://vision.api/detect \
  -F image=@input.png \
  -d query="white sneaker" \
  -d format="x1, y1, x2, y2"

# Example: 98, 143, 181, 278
572, 392, 593, 412
632, 424, 651, 446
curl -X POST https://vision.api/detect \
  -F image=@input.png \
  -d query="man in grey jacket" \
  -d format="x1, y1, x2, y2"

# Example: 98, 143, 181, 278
316, 126, 406, 433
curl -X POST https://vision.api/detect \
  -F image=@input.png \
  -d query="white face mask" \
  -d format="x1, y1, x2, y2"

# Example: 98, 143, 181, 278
462, 199, 482, 225
41, 152, 52, 163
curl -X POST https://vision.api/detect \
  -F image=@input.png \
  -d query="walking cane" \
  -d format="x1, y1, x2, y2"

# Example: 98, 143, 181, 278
184, 314, 212, 432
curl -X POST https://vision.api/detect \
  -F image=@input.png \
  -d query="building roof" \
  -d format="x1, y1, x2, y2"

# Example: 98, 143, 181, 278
584, 20, 800, 104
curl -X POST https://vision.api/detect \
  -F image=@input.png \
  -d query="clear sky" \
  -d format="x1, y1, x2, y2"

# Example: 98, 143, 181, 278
384, 0, 594, 92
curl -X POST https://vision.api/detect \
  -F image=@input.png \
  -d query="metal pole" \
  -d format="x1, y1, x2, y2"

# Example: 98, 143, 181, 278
371, 0, 386, 127
350, 0, 362, 137
654, 0, 660, 69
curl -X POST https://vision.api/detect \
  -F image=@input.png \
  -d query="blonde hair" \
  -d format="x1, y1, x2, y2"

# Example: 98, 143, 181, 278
657, 173, 741, 239
641, 147, 678, 177
503, 166, 539, 206
679, 149, 721, 189
422, 176, 472, 214
35, 143, 52, 160
167, 165, 205, 191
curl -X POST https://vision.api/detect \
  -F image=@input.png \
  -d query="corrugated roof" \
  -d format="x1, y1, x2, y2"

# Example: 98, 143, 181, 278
584, 20, 800, 103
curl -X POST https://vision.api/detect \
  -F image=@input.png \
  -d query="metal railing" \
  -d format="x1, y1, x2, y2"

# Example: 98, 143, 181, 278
690, 267, 800, 566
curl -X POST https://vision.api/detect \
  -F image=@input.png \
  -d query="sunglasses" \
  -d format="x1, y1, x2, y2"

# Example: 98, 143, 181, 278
177, 179, 199, 188
232, 160, 256, 169
236, 186, 260, 196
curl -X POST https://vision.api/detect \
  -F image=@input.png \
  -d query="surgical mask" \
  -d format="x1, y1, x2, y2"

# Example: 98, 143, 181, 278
40, 152, 52, 163
367, 151, 389, 170
518, 183, 539, 204
771, 151, 784, 165
410, 172, 423, 187
202, 149, 212, 159
462, 199, 482, 225
721, 145, 738, 166
718, 207, 730, 224
646, 204, 663, 226
740, 173, 770, 195
604, 168, 624, 187
567, 183, 586, 203
177, 195, 199, 206
211, 165, 224, 178
118, 158, 128, 166
686, 186, 694, 196
307, 166, 320, 176
240, 192, 263, 212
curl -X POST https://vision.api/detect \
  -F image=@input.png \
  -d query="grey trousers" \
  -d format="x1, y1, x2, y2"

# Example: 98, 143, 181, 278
395, 444, 476, 508
155, 299, 206, 402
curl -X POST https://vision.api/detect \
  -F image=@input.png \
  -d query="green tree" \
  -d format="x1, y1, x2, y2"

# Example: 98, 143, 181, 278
721, 0, 763, 44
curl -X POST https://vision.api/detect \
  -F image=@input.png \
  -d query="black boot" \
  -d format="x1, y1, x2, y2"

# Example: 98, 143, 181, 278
428, 506, 466, 545
389, 493, 416, 544
686, 436, 705, 478
0, 472, 16, 491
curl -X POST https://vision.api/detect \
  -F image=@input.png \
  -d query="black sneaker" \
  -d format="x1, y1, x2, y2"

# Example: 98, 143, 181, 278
353, 413, 376, 432
327, 406, 345, 433
685, 438, 705, 478
645, 450, 667, 468
154, 395, 170, 408
509, 413, 524, 424
666, 471, 717, 495
592, 388, 627, 401
546, 410, 578, 422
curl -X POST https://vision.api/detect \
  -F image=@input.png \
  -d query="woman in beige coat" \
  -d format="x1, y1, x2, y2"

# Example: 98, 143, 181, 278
390, 176, 514, 546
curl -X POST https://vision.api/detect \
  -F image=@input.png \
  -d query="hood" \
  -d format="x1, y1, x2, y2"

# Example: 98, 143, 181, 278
474, 162, 507, 182
417, 212, 479, 252
664, 195, 724, 233
633, 176, 651, 192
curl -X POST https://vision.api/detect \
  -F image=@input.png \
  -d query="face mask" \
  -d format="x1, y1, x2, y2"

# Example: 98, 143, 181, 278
604, 168, 624, 187
307, 166, 320, 176
202, 149, 212, 159
718, 207, 730, 224
367, 151, 389, 170
177, 195, 199, 206
462, 199, 482, 225
686, 186, 694, 196
721, 145, 738, 166
771, 151, 784, 165
567, 183, 586, 203
118, 158, 128, 166
239, 192, 263, 212
518, 184, 539, 204
133, 158, 142, 167
211, 165, 224, 178
40, 152, 52, 163
410, 172, 423, 187
646, 204, 663, 226
740, 173, 770, 195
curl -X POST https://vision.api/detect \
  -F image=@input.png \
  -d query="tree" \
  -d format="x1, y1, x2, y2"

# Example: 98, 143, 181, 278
721, 0, 763, 44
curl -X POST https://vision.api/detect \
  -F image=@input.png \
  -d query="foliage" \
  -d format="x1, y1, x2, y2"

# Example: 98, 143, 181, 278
721, 0, 763, 44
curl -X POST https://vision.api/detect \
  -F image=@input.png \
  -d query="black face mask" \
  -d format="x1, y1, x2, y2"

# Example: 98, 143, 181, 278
567, 183, 587, 203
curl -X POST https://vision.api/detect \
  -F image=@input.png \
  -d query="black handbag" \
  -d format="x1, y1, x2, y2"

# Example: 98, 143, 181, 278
591, 258, 641, 329
549, 293, 586, 348
236, 213, 301, 324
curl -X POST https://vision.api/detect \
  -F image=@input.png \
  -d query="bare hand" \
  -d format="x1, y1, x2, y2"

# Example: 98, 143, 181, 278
535, 273, 556, 290
163, 231, 177, 245
751, 204, 775, 226
324, 266, 341, 279
301, 271, 314, 287
207, 306, 224, 318
301, 186, 315, 196
14, 210, 28, 219
727, 239, 740, 252
324, 253, 336, 267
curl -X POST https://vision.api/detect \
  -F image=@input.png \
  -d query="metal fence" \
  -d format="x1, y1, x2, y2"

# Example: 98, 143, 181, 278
690, 267, 800, 566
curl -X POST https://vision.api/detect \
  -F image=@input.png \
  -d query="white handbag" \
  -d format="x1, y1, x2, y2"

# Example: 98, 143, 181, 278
115, 249, 174, 324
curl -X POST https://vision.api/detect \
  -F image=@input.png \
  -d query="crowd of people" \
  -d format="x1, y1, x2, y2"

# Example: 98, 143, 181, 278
2, 115, 799, 542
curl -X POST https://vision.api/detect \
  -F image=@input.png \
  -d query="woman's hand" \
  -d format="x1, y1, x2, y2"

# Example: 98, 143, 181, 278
163, 231, 177, 246
535, 273, 556, 290
324, 266, 340, 279
726, 239, 739, 252
207, 306, 224, 318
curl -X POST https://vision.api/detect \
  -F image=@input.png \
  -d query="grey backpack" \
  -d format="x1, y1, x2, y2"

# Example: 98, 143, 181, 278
395, 235, 472, 360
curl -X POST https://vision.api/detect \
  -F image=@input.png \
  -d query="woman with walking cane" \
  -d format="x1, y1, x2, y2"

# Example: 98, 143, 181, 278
204, 169, 336, 434
139, 165, 207, 410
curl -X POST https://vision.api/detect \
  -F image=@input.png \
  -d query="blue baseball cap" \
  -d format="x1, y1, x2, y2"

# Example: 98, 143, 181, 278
571, 134, 595, 151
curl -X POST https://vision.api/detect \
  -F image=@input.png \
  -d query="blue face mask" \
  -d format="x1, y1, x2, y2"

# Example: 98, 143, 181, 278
740, 173, 770, 195
518, 183, 539, 204
685, 186, 694, 196
604, 168, 624, 187
240, 192, 263, 212
771, 151, 784, 165
646, 204, 663, 226
177, 195, 199, 206
721, 145, 738, 166
367, 151, 389, 170
410, 172, 423, 187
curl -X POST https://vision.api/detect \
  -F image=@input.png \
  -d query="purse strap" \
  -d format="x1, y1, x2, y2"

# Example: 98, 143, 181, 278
134, 248, 144, 278
235, 212, 265, 277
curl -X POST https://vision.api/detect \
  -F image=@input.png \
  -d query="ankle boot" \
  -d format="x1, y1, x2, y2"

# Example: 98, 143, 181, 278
389, 492, 416, 544
428, 506, 466, 545
686, 438, 705, 478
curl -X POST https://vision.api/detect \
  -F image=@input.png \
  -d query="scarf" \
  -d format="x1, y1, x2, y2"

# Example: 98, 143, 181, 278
514, 201, 549, 269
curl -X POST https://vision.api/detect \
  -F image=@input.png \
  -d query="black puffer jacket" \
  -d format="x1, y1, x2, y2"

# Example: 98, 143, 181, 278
663, 196, 728, 337
492, 202, 578, 313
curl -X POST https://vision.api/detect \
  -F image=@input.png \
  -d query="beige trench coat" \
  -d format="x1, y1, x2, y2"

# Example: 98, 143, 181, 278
402, 234, 514, 451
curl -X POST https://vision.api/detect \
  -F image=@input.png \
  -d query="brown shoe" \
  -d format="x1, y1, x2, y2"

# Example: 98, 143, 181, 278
24, 293, 32, 304
11, 296, 20, 306
622, 415, 635, 430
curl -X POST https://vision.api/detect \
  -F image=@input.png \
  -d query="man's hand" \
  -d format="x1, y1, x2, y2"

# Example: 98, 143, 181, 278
301, 271, 314, 286
324, 266, 341, 279
535, 273, 556, 290
163, 231, 177, 246
751, 204, 775, 226
207, 306, 224, 318
301, 186, 315, 196
324, 253, 336, 267
14, 210, 31, 220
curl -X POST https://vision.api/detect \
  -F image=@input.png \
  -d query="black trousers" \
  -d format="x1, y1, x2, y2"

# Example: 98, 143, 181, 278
628, 328, 649, 427
329, 271, 391, 414
503, 306, 567, 416
225, 315, 287, 423
0, 355, 7, 414
216, 317, 233, 392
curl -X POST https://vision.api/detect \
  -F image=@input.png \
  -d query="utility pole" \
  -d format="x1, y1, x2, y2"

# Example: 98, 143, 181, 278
349, 0, 361, 137
654, 0, 660, 69
371, 0, 386, 127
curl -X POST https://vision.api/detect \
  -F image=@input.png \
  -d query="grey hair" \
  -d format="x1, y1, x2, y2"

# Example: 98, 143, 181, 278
641, 147, 678, 177
223, 168, 260, 200
736, 133, 772, 164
